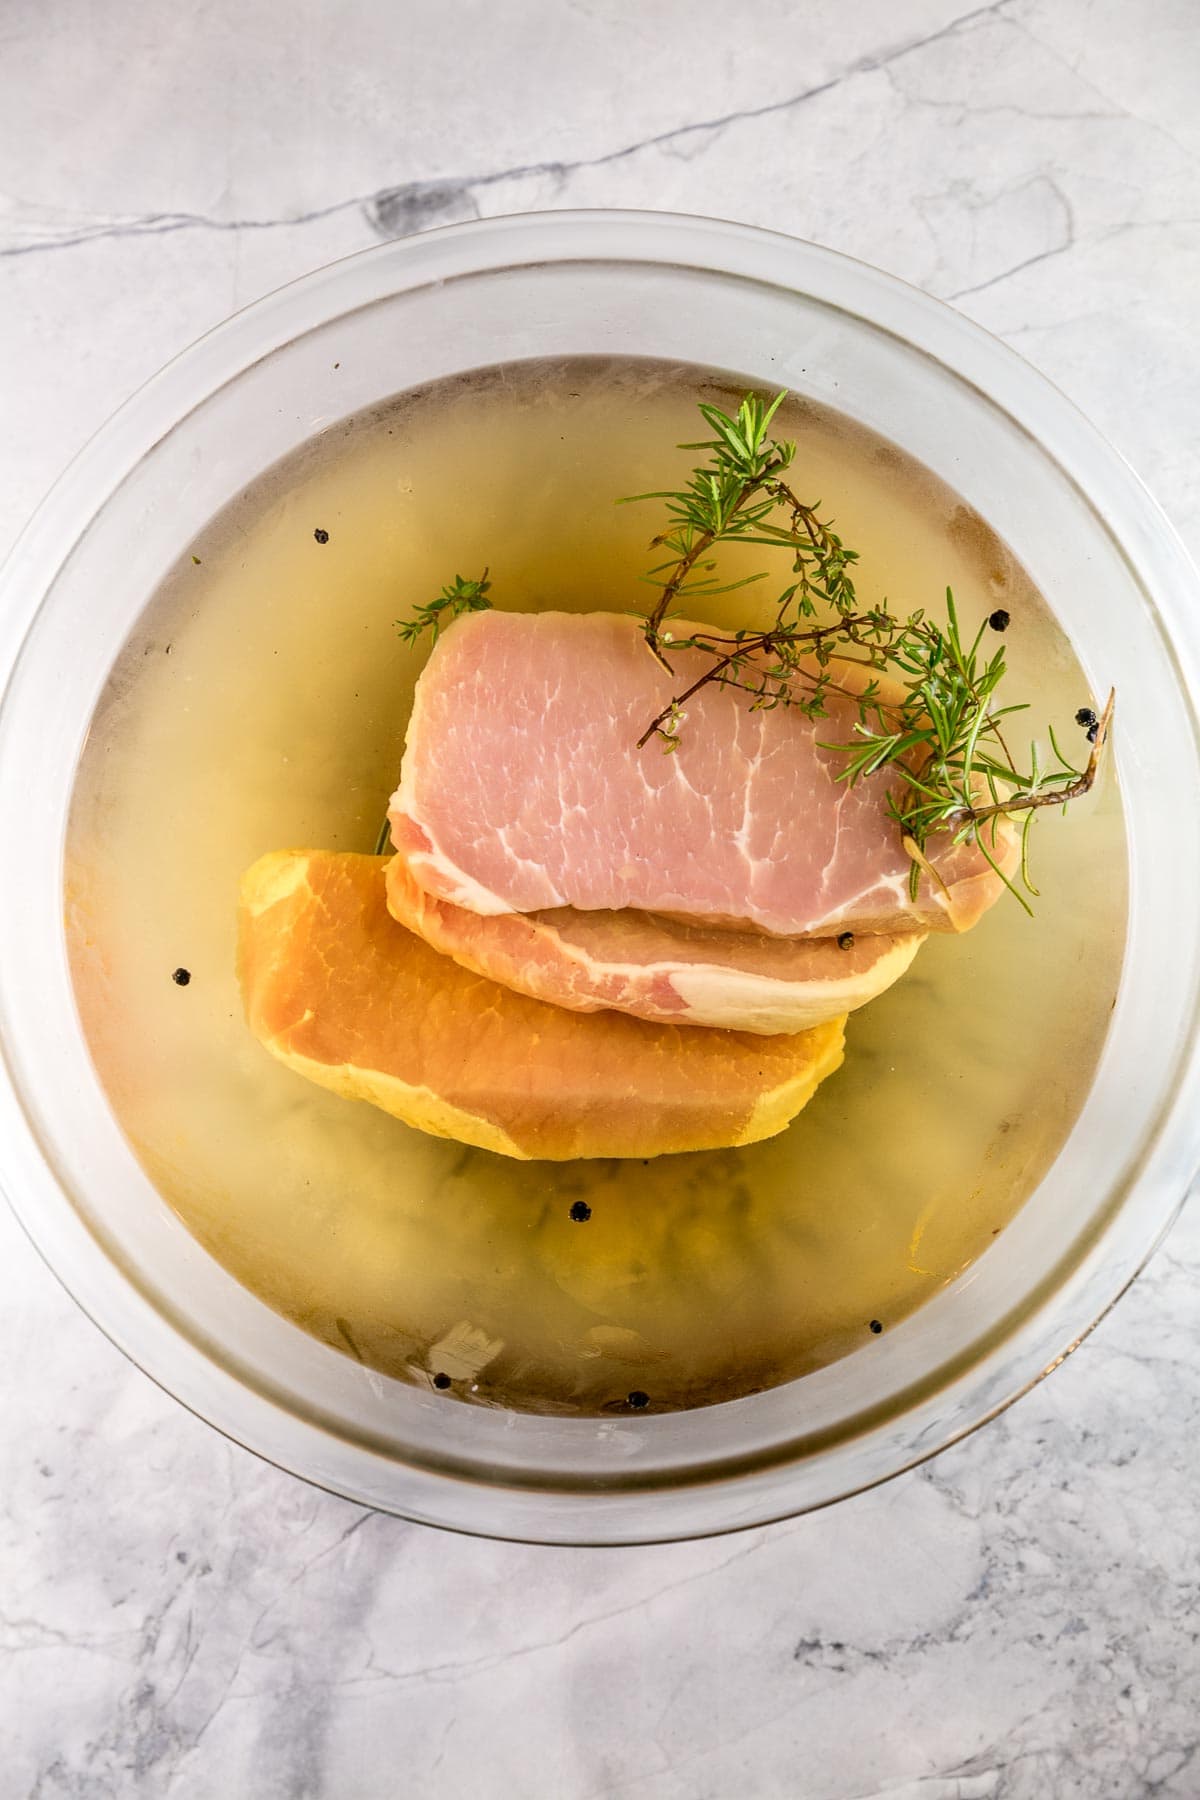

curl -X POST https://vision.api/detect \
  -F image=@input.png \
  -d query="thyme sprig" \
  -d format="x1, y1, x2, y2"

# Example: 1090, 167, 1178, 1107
396, 570, 492, 646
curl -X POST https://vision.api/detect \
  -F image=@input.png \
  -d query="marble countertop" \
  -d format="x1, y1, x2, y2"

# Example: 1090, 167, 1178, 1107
3, 2, 1199, 1794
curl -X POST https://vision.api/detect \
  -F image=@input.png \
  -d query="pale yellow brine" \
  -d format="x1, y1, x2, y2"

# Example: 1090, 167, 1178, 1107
66, 358, 1126, 1413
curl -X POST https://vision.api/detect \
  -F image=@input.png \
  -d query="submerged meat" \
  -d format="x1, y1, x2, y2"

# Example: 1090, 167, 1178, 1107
390, 611, 1017, 938
386, 852, 924, 1034
238, 851, 846, 1161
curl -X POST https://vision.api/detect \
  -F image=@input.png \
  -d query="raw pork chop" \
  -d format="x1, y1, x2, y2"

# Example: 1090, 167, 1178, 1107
386, 852, 924, 1035
389, 611, 1017, 937
239, 851, 845, 1160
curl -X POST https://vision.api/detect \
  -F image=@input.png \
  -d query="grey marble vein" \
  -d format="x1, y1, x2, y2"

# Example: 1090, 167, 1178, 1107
2, 1, 1200, 1796
0, 0, 1009, 262
946, 174, 1076, 297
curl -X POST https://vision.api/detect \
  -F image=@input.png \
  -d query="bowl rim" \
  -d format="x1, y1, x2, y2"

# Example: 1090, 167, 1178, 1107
2, 206, 1199, 1545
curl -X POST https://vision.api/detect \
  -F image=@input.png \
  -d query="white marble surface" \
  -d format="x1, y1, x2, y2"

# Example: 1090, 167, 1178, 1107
3, 2, 1199, 1794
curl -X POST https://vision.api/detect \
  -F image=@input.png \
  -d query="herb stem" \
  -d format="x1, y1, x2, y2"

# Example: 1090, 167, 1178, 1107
947, 688, 1114, 828
645, 490, 749, 647
636, 641, 757, 749
635, 621, 898, 750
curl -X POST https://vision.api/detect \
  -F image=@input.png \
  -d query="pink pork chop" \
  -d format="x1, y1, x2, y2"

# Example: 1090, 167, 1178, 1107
389, 610, 1018, 938
386, 853, 925, 1035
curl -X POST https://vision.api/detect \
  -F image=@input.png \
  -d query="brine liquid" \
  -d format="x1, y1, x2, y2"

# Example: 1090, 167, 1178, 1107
66, 358, 1127, 1414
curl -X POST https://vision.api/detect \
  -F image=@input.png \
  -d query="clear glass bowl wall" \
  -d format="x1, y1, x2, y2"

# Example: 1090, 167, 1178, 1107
1, 212, 1198, 1543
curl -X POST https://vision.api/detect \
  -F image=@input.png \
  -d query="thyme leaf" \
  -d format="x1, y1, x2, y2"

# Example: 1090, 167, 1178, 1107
397, 570, 492, 645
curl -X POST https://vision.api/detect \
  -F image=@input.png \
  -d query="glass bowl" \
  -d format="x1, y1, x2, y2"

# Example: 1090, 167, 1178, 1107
1, 210, 1198, 1546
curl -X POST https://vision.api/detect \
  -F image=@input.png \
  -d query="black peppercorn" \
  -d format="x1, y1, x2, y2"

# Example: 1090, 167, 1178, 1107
432, 1371, 452, 1390
172, 968, 191, 986
569, 1200, 592, 1223
313, 527, 330, 544
987, 609, 1010, 632
1075, 706, 1098, 730
869, 1319, 883, 1335
627, 1390, 650, 1409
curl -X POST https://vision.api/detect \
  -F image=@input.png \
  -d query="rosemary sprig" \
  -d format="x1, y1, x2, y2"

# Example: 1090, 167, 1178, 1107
620, 392, 1112, 906
621, 392, 860, 656
397, 570, 492, 645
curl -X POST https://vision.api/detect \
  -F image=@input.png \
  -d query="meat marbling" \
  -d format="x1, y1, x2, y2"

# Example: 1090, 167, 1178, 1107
390, 610, 1017, 938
